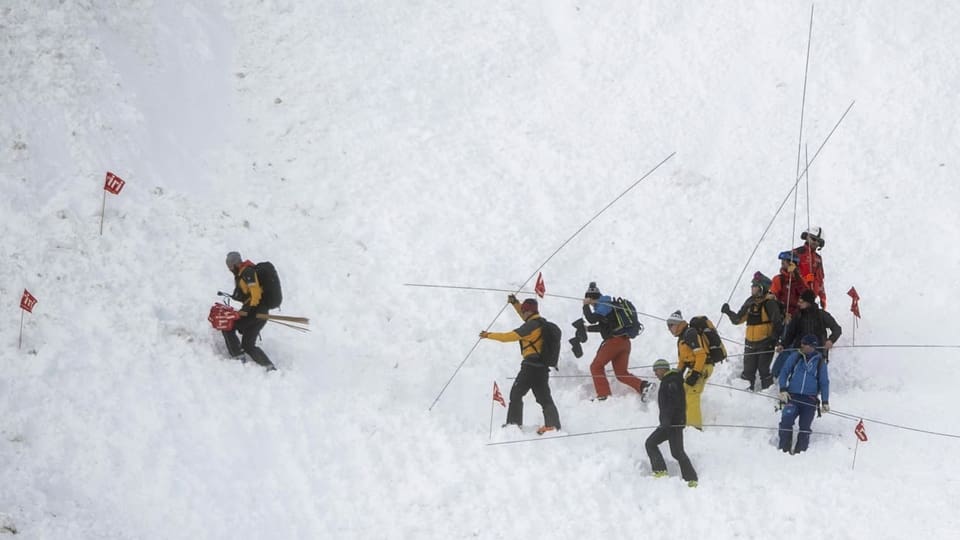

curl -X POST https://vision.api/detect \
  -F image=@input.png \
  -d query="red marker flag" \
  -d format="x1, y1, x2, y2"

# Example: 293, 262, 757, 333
534, 272, 546, 298
847, 287, 861, 318
492, 381, 506, 408
855, 419, 868, 442
20, 289, 37, 313
104, 172, 126, 195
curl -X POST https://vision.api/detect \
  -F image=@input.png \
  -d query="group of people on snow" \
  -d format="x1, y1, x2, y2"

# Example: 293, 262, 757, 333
478, 226, 840, 484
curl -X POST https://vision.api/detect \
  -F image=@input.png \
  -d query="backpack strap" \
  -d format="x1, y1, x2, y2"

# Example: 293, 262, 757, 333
528, 318, 545, 356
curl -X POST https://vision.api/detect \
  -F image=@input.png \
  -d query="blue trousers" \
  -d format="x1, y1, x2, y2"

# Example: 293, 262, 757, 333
778, 394, 818, 452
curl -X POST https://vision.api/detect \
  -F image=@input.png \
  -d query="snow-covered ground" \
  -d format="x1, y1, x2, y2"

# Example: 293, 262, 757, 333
2, 1, 959, 538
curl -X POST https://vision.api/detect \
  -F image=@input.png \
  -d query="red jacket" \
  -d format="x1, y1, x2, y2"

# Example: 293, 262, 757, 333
770, 268, 808, 319
792, 244, 826, 308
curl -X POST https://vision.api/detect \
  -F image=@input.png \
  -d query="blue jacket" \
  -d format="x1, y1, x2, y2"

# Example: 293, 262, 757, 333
778, 350, 830, 403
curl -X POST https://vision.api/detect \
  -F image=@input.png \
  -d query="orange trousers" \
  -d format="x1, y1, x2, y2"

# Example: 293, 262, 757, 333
589, 336, 645, 398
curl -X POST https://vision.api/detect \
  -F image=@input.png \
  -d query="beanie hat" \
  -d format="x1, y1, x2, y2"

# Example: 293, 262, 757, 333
778, 250, 800, 264
226, 251, 242, 269
666, 310, 684, 326
652, 358, 670, 371
799, 289, 817, 304
751, 271, 772, 294
585, 281, 602, 300
800, 334, 820, 347
520, 298, 539, 314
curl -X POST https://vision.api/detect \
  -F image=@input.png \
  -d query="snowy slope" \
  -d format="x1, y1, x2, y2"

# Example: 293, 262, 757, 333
2, 1, 960, 538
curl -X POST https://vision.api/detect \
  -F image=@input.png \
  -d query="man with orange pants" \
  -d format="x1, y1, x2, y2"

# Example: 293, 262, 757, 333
580, 283, 651, 401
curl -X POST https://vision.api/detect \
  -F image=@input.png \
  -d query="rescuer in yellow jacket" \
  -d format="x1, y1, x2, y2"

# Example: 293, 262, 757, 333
666, 310, 711, 430
223, 251, 275, 371
480, 296, 560, 435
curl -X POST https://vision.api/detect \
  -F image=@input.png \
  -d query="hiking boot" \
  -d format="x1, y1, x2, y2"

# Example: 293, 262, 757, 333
593, 395, 608, 402
760, 376, 774, 390
536, 426, 557, 435
652, 470, 668, 478
569, 337, 583, 358
572, 319, 588, 343
687, 480, 698, 488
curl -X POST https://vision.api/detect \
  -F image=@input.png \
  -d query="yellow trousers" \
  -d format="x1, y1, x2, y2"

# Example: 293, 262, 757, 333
684, 364, 714, 429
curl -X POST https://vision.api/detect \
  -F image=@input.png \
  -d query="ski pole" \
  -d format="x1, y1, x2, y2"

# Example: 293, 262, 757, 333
487, 423, 838, 446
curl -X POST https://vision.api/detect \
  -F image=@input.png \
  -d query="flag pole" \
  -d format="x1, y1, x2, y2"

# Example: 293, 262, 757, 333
488, 381, 497, 440
18, 310, 24, 349
852, 438, 860, 470
99, 189, 107, 236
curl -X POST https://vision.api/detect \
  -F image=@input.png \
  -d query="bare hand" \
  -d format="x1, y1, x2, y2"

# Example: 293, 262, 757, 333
824, 340, 834, 350
479, 331, 490, 339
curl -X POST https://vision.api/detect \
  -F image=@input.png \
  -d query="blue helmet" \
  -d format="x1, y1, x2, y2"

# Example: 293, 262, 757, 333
778, 250, 799, 264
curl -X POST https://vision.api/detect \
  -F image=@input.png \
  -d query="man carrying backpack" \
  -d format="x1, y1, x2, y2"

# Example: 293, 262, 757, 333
479, 296, 561, 435
645, 358, 698, 487
722, 272, 783, 391
580, 283, 652, 402
777, 334, 830, 454
666, 310, 715, 430
223, 251, 276, 371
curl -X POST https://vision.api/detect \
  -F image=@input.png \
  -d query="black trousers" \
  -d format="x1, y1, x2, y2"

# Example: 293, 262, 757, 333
222, 316, 274, 369
645, 426, 697, 482
742, 342, 775, 389
506, 363, 560, 429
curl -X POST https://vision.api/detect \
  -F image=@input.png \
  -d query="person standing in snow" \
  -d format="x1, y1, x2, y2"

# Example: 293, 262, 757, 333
645, 358, 698, 487
479, 296, 561, 435
721, 272, 783, 391
579, 282, 652, 401
666, 310, 711, 430
772, 289, 842, 377
223, 251, 276, 371
777, 334, 830, 454
770, 250, 807, 323
792, 226, 827, 309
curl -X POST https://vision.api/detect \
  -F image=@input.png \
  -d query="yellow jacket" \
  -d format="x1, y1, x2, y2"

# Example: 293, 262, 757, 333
485, 303, 544, 361
675, 322, 709, 373
233, 261, 264, 309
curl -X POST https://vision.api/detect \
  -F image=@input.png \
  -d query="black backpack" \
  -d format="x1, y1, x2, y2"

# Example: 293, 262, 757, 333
255, 261, 283, 310
688, 315, 727, 364
610, 297, 644, 338
536, 318, 562, 369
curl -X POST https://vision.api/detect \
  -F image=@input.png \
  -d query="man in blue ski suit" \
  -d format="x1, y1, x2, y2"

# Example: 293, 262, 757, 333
777, 334, 830, 454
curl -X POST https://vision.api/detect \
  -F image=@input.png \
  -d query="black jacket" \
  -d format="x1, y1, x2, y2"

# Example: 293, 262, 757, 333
657, 370, 686, 428
780, 304, 842, 353
583, 304, 614, 340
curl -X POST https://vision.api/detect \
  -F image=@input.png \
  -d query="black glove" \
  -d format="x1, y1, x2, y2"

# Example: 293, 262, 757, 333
572, 319, 588, 343
721, 303, 732, 315
568, 337, 583, 358
507, 294, 518, 305
685, 371, 701, 386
